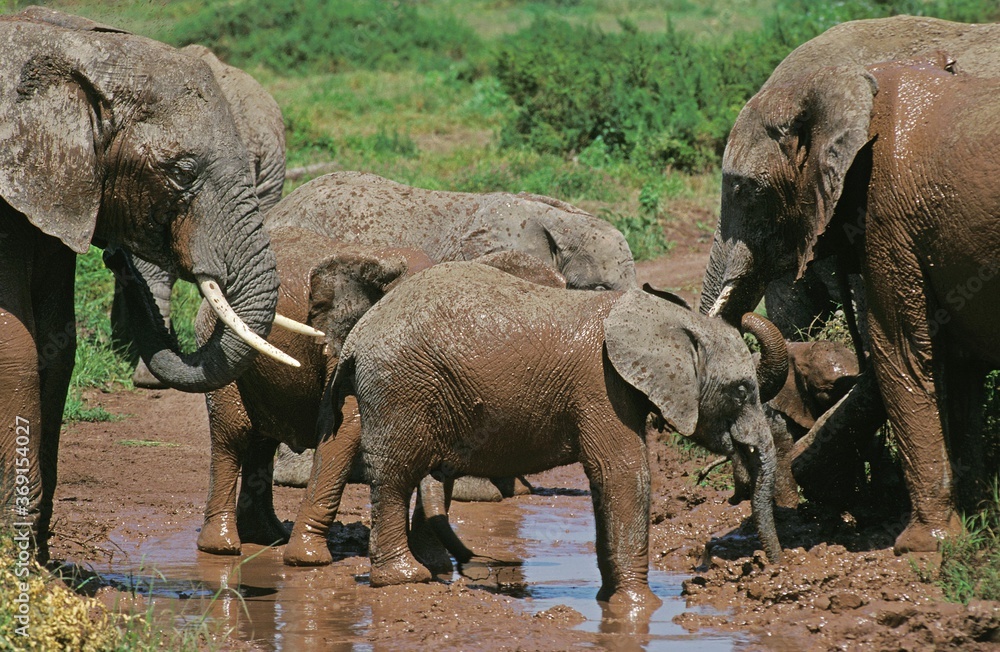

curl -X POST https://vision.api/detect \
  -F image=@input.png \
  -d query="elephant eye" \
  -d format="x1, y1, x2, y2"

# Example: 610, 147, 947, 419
729, 382, 751, 406
166, 156, 200, 190
591, 284, 609, 291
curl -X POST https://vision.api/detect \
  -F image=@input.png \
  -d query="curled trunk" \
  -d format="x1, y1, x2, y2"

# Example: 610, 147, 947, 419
105, 193, 280, 393
741, 312, 788, 403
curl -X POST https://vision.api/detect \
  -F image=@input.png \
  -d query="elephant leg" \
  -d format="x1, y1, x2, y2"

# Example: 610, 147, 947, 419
284, 400, 363, 566
408, 476, 455, 575
579, 423, 659, 609
33, 240, 77, 560
368, 468, 432, 587
414, 475, 474, 565
0, 223, 67, 562
236, 435, 288, 546
943, 348, 990, 513
866, 256, 961, 553
198, 383, 250, 554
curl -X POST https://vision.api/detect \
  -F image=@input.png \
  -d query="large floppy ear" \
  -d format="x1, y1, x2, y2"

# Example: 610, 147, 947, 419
0, 27, 109, 253
774, 66, 878, 280
308, 251, 409, 358
603, 290, 700, 436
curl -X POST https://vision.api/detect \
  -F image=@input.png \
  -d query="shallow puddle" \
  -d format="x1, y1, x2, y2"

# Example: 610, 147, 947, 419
76, 486, 744, 650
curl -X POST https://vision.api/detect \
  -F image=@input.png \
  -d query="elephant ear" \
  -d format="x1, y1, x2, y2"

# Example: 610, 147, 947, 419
604, 290, 700, 436
777, 66, 878, 280
0, 34, 107, 253
307, 250, 411, 358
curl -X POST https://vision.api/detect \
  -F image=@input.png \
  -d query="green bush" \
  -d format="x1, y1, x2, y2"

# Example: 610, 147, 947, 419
171, 0, 485, 74
493, 0, 1000, 172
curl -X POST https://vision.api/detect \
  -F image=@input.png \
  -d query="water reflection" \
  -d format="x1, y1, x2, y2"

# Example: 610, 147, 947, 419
64, 477, 742, 650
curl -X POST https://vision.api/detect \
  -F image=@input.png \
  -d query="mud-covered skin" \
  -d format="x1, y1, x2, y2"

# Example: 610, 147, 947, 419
0, 11, 278, 560
699, 16, 1000, 551
110, 42, 287, 389
284, 263, 786, 608
265, 171, 637, 291
196, 229, 570, 558
860, 62, 1000, 553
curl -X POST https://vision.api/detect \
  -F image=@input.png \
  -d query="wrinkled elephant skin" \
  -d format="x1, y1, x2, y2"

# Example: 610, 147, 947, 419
284, 263, 787, 608
0, 11, 280, 560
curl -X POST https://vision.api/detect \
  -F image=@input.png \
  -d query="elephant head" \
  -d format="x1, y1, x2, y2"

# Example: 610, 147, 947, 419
699, 15, 1000, 325
0, 15, 293, 391
467, 192, 637, 291
604, 291, 787, 562
180, 44, 286, 211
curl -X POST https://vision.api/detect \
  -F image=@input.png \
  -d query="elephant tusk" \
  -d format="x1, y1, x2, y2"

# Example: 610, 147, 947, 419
197, 276, 302, 368
274, 313, 326, 338
707, 284, 733, 318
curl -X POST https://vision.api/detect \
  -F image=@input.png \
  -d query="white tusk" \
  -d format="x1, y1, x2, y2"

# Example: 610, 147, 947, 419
197, 276, 301, 368
707, 284, 733, 318
274, 313, 326, 338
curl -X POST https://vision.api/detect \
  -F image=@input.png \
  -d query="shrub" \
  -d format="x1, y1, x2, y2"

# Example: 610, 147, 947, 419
171, 0, 484, 74
493, 0, 1000, 172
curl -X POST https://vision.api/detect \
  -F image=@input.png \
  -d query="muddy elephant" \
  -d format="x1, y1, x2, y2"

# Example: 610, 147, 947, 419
284, 262, 787, 607
196, 226, 567, 557
0, 11, 301, 560
698, 16, 1000, 552
841, 61, 1000, 552
266, 171, 637, 291
109, 42, 287, 388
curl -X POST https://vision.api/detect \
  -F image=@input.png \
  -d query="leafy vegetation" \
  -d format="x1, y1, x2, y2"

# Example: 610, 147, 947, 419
170, 0, 485, 74
936, 482, 1000, 603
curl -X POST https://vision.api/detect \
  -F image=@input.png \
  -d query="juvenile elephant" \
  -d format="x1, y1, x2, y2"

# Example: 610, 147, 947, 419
0, 11, 300, 559
284, 263, 787, 607
265, 171, 637, 291
196, 226, 567, 557
699, 16, 1000, 549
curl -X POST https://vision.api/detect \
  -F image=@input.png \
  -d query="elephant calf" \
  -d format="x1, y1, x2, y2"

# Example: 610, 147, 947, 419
284, 262, 786, 607
196, 226, 567, 560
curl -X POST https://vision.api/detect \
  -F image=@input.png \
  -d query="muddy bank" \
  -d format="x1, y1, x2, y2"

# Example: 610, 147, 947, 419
45, 385, 1000, 651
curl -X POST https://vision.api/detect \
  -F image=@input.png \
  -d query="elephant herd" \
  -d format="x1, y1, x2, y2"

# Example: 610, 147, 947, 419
2, 7, 999, 608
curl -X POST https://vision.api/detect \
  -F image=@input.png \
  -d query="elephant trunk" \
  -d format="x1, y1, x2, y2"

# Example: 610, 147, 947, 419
106, 190, 282, 392
747, 430, 782, 563
740, 312, 788, 403
701, 236, 767, 326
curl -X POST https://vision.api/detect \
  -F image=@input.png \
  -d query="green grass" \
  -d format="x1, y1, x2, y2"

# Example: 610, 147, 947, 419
935, 481, 1000, 603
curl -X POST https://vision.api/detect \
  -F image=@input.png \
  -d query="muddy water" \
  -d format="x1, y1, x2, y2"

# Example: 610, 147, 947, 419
86, 481, 743, 650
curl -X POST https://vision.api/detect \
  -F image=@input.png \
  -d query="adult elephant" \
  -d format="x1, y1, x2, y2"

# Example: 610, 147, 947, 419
698, 16, 1000, 551
116, 43, 287, 388
0, 12, 299, 560
849, 61, 1000, 552
265, 171, 637, 291
285, 262, 787, 607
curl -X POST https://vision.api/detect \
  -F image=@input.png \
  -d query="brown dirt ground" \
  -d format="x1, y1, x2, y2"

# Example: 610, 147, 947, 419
47, 214, 1000, 650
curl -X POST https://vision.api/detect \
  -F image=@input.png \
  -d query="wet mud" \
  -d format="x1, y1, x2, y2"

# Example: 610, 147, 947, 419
49, 386, 1000, 651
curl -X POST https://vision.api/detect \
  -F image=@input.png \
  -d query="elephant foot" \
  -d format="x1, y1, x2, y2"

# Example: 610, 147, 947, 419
132, 360, 168, 389
284, 526, 333, 566
370, 554, 432, 587
451, 476, 535, 502
597, 584, 662, 611
409, 519, 454, 576
893, 513, 963, 555
197, 515, 242, 555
